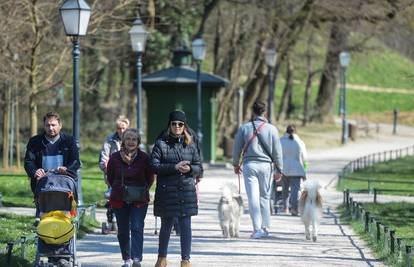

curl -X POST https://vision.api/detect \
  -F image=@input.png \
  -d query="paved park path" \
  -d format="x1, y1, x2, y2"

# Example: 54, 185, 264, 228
75, 124, 414, 267
2, 124, 414, 266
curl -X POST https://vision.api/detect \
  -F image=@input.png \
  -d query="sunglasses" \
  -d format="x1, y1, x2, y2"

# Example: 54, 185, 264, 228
171, 121, 185, 127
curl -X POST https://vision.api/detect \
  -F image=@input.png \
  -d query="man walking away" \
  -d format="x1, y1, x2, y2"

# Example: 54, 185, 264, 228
232, 101, 283, 239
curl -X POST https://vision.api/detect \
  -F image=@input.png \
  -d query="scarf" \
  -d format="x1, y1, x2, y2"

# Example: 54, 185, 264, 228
120, 148, 137, 165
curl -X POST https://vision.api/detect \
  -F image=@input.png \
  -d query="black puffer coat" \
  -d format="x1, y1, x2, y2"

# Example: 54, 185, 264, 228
151, 132, 202, 218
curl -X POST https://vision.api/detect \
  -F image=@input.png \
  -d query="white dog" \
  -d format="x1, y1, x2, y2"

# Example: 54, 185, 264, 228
299, 180, 323, 242
218, 183, 243, 238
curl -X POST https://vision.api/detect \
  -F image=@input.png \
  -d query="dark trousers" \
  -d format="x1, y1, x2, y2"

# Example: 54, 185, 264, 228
158, 216, 191, 260
113, 203, 148, 261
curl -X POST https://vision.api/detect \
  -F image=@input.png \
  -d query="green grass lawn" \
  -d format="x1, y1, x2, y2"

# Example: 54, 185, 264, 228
340, 202, 414, 267
347, 47, 414, 90
272, 37, 414, 125
0, 213, 36, 267
337, 156, 414, 195
0, 212, 99, 267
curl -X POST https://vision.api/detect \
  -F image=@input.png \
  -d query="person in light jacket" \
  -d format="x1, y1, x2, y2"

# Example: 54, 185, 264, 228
280, 124, 308, 216
232, 101, 283, 239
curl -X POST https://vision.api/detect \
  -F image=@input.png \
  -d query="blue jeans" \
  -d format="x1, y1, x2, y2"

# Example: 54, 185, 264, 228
158, 216, 191, 260
282, 176, 301, 210
113, 203, 148, 261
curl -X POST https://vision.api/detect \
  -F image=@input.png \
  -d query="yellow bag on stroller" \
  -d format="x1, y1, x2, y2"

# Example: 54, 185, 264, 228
37, 211, 74, 245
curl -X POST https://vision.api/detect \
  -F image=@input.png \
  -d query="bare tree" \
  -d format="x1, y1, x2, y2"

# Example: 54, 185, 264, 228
310, 0, 413, 121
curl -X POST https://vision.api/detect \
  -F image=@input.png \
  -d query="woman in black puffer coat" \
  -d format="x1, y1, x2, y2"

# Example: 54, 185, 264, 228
151, 110, 202, 267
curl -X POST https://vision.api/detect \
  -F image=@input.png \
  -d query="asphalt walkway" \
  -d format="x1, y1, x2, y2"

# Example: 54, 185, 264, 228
75, 125, 414, 267
2, 125, 414, 267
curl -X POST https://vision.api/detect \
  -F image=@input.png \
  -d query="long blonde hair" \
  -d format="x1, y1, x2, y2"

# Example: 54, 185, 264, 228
167, 127, 193, 145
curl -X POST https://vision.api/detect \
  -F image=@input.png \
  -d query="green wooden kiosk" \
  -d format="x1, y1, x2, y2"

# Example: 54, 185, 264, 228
142, 47, 228, 162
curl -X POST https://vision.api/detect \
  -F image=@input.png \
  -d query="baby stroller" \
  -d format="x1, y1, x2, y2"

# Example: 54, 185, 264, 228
270, 178, 285, 215
33, 171, 80, 267
101, 187, 117, 234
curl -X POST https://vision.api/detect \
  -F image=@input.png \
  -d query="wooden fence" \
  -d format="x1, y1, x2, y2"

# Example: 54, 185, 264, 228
344, 191, 413, 266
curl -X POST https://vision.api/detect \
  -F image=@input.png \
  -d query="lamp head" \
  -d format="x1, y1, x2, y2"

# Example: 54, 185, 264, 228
59, 0, 91, 37
265, 48, 277, 67
192, 38, 206, 61
339, 51, 351, 67
129, 17, 148, 52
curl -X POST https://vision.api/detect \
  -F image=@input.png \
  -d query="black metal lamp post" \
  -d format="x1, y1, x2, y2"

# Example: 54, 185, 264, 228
265, 47, 277, 123
129, 17, 148, 146
191, 38, 206, 144
339, 51, 350, 144
60, 0, 91, 205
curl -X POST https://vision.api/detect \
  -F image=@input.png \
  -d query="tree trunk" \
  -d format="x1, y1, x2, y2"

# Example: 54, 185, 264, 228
243, 62, 268, 121
216, 9, 250, 144
241, 29, 269, 121
147, 0, 156, 28
128, 53, 136, 127
118, 59, 128, 116
312, 23, 348, 122
277, 57, 294, 121
302, 31, 316, 126
29, 94, 38, 137
104, 60, 116, 103
2, 85, 11, 169
15, 93, 21, 169
195, 0, 221, 37
213, 6, 221, 74
286, 87, 294, 119
29, 0, 41, 137
303, 72, 313, 126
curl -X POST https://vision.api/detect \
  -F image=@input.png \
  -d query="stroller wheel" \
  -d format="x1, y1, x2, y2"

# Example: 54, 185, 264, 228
101, 222, 110, 235
74, 260, 81, 267
111, 222, 117, 231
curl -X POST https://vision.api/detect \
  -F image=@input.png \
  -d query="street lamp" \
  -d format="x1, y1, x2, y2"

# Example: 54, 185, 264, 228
60, 0, 91, 205
265, 47, 277, 123
339, 51, 350, 144
129, 17, 148, 144
192, 37, 206, 145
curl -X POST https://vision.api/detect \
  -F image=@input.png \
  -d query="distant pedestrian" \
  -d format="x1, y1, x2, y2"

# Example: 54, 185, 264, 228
151, 110, 203, 267
24, 111, 80, 224
232, 101, 283, 239
280, 124, 308, 216
107, 128, 155, 267
99, 115, 130, 230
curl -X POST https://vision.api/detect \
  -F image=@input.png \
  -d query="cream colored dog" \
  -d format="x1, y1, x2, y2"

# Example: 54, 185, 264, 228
299, 180, 323, 242
218, 183, 243, 238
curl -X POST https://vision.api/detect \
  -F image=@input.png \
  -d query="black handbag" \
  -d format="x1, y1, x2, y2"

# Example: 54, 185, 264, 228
121, 165, 147, 202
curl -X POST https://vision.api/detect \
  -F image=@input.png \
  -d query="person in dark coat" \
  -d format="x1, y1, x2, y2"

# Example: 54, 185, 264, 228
24, 112, 80, 194
107, 128, 155, 267
24, 111, 80, 226
151, 110, 203, 267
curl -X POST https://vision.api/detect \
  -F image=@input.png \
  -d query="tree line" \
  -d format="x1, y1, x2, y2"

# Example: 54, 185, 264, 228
1, 0, 413, 168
